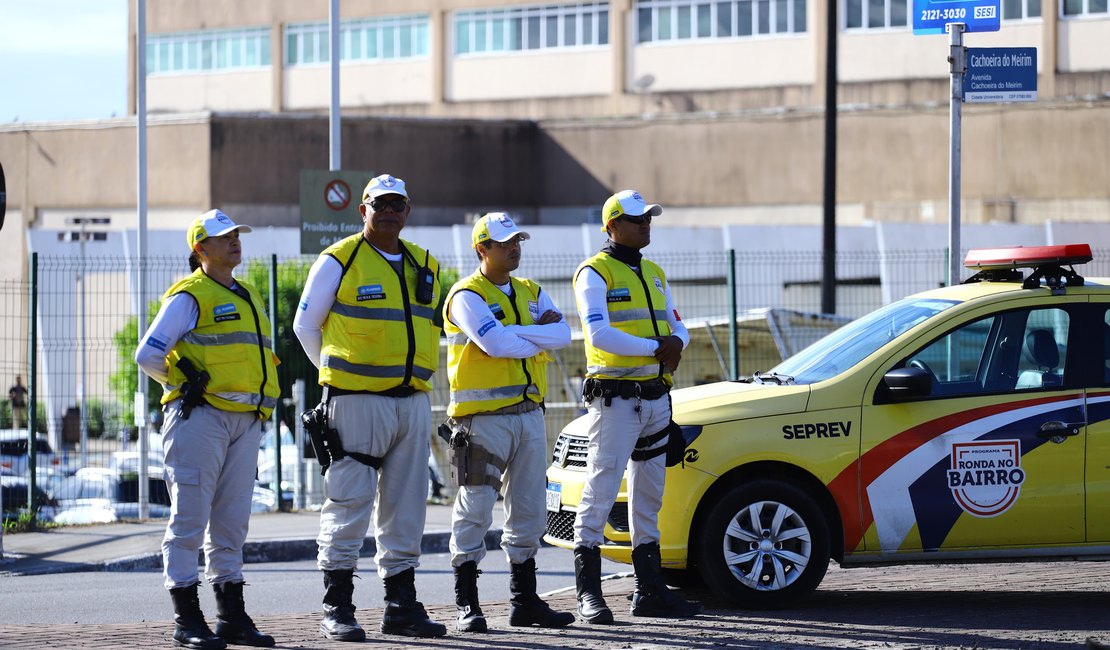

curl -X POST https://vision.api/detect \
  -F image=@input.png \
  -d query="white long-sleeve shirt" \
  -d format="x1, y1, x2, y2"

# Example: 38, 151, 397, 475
574, 262, 689, 357
135, 293, 199, 385
292, 246, 405, 369
447, 280, 570, 358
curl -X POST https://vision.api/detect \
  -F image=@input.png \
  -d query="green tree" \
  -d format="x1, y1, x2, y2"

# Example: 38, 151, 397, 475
108, 301, 161, 439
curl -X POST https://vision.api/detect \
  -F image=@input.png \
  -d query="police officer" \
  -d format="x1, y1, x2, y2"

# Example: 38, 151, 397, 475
443, 213, 575, 632
136, 209, 280, 650
293, 173, 447, 641
571, 190, 702, 623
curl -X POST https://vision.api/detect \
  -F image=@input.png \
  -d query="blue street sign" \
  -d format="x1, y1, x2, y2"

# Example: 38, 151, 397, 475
913, 0, 1000, 34
964, 47, 1038, 103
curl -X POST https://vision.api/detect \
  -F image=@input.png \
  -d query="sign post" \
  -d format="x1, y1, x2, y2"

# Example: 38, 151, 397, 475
913, 0, 1000, 285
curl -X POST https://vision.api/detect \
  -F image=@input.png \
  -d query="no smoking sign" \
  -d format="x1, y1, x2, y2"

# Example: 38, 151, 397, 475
324, 179, 352, 211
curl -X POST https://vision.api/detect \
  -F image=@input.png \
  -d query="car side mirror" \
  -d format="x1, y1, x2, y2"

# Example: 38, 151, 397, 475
883, 367, 932, 399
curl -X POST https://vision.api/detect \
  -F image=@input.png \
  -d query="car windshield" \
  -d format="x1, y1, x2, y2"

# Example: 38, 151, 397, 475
769, 297, 960, 384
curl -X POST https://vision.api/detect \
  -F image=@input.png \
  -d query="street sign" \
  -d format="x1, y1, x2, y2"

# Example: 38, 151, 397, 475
964, 47, 1037, 103
300, 170, 375, 255
913, 0, 1000, 34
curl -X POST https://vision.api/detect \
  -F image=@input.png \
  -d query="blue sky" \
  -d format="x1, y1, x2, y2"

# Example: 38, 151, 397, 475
0, 1, 128, 123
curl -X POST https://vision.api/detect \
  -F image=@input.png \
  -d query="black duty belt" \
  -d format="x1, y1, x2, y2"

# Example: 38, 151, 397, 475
324, 385, 419, 400
584, 378, 669, 402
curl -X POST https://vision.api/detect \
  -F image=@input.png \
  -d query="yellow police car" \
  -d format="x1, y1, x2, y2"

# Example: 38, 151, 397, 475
545, 244, 1110, 608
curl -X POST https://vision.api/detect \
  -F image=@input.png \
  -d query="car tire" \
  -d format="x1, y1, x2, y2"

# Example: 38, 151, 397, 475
696, 479, 830, 609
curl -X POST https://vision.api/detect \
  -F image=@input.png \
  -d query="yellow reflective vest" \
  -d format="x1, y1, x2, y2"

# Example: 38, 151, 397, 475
318, 235, 442, 393
444, 272, 548, 417
576, 252, 673, 385
162, 270, 281, 419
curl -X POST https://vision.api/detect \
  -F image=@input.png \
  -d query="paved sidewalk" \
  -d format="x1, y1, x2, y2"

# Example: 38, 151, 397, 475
0, 502, 499, 576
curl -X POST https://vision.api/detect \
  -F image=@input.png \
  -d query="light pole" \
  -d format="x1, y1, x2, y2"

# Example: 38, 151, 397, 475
65, 216, 109, 468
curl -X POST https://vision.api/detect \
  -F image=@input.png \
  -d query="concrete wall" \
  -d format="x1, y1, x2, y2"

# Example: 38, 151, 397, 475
149, 71, 273, 114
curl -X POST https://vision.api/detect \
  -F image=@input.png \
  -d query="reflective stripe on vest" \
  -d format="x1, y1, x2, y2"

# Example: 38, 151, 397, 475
318, 234, 441, 393
444, 272, 548, 418
577, 252, 673, 385
161, 270, 281, 419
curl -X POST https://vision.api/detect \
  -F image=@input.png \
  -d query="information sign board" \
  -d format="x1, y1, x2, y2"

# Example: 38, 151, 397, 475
964, 47, 1037, 103
300, 170, 376, 255
913, 0, 1000, 34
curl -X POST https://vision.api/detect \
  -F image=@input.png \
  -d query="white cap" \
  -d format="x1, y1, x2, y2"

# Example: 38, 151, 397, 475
186, 209, 252, 250
472, 212, 531, 248
362, 174, 409, 202
601, 189, 663, 232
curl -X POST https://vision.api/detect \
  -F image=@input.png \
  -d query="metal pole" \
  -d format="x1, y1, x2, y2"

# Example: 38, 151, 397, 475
136, 0, 150, 518
79, 222, 88, 468
821, 0, 839, 314
727, 249, 739, 380
329, 0, 341, 171
948, 23, 965, 287
27, 253, 38, 521
293, 379, 305, 510
269, 254, 283, 510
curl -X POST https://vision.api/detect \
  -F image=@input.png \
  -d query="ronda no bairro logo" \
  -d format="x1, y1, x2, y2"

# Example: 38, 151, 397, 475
947, 440, 1025, 518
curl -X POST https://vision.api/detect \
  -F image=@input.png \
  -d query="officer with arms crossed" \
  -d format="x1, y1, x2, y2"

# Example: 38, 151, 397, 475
443, 213, 576, 632
136, 210, 280, 650
571, 190, 703, 623
293, 174, 447, 641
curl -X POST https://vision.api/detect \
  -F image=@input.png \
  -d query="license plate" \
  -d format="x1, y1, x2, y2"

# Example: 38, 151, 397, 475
546, 481, 561, 513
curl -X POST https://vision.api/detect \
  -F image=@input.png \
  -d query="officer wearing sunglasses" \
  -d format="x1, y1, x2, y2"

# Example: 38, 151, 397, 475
569, 189, 701, 624
293, 173, 447, 641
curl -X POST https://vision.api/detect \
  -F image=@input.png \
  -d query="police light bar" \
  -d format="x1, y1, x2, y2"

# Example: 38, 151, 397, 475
963, 244, 1092, 271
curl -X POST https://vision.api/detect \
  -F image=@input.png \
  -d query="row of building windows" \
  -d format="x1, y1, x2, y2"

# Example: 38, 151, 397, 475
146, 27, 270, 74
146, 0, 1104, 74
455, 3, 610, 54
636, 0, 806, 41
285, 15, 430, 65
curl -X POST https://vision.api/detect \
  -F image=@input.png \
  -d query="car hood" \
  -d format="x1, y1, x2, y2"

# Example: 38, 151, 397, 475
672, 381, 811, 425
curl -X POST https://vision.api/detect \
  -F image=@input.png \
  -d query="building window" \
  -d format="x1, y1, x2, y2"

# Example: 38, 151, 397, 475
454, 2, 610, 55
844, 0, 908, 29
1003, 0, 1042, 19
636, 0, 805, 42
286, 14, 430, 66
147, 27, 271, 75
1062, 0, 1107, 16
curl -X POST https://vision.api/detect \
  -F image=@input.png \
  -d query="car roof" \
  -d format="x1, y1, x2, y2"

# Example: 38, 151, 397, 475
910, 276, 1110, 303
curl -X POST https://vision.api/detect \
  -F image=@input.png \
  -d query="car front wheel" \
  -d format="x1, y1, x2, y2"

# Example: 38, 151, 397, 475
696, 479, 830, 609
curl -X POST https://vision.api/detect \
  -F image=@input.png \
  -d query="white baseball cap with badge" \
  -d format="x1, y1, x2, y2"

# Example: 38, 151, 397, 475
186, 209, 253, 251
362, 174, 409, 202
472, 212, 531, 248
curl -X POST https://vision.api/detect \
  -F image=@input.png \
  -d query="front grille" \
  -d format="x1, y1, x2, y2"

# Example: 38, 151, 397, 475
546, 509, 576, 542
606, 502, 629, 533
551, 432, 588, 468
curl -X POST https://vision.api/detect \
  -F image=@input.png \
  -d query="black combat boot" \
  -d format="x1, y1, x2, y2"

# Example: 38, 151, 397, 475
573, 546, 613, 624
453, 561, 487, 632
320, 569, 366, 642
212, 581, 275, 647
509, 557, 575, 628
381, 568, 448, 638
629, 542, 703, 618
169, 583, 227, 650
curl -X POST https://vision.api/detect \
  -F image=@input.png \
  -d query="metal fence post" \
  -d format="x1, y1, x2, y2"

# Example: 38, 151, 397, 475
27, 252, 38, 523
728, 249, 738, 380
269, 254, 284, 510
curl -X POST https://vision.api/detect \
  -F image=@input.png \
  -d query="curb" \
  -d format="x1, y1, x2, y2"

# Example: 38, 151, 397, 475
1, 529, 504, 577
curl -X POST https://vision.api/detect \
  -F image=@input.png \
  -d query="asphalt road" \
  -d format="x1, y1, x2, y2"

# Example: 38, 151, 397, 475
0, 547, 622, 625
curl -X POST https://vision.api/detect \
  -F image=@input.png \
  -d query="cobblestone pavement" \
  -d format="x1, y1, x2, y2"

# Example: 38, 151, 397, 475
1, 563, 1108, 649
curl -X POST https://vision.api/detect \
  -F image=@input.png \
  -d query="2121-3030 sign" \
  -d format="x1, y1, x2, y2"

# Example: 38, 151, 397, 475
913, 0, 1000, 34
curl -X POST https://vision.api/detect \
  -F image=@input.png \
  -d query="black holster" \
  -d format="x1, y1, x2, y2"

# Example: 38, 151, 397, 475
301, 402, 383, 476
630, 420, 687, 468
175, 358, 210, 420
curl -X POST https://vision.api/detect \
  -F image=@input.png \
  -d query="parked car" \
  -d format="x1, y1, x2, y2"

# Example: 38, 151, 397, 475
1, 474, 57, 524
257, 422, 299, 502
0, 430, 59, 477
51, 467, 172, 525
545, 244, 1110, 608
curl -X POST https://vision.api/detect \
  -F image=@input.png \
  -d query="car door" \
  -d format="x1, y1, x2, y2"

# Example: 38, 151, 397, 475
859, 301, 1086, 553
1085, 299, 1110, 542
